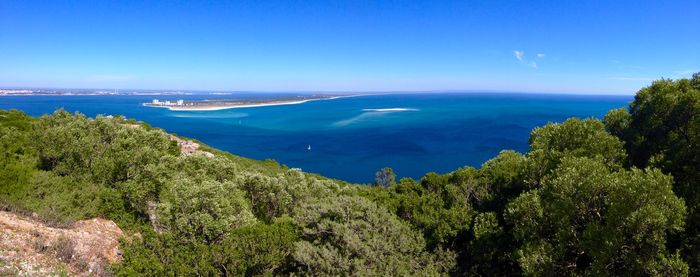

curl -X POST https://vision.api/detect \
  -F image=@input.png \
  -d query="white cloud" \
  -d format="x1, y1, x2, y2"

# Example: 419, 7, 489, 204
513, 50, 537, 68
513, 51, 525, 62
537, 53, 545, 58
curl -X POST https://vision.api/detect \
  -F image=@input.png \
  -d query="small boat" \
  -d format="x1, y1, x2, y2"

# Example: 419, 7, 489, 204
307, 145, 311, 151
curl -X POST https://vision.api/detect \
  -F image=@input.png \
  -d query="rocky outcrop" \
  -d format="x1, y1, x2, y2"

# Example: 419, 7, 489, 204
169, 135, 215, 157
0, 211, 123, 276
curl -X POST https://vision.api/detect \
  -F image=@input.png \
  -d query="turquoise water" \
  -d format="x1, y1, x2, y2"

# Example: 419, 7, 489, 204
0, 93, 631, 183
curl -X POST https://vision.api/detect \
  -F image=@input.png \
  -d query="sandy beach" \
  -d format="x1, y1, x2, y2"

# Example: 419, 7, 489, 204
143, 95, 360, 111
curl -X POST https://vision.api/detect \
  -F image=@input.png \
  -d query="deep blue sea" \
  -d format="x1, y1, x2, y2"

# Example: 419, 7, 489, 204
0, 93, 632, 183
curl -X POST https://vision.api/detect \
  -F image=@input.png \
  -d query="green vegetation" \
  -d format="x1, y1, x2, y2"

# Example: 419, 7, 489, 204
0, 73, 698, 276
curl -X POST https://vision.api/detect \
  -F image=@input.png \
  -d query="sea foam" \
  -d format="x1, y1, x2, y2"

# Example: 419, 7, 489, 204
332, 108, 418, 127
361, 108, 418, 112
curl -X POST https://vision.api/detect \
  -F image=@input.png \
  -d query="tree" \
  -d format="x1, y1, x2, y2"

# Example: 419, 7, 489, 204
507, 157, 687, 275
391, 171, 478, 249
0, 115, 37, 208
478, 150, 528, 212
374, 167, 396, 187
461, 212, 520, 276
452, 151, 528, 276
603, 107, 631, 140
527, 118, 626, 186
604, 73, 700, 273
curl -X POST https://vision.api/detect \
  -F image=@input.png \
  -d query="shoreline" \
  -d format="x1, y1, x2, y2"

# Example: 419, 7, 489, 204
143, 95, 362, 111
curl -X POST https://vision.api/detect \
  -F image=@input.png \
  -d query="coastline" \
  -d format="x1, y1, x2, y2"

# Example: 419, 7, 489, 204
143, 94, 362, 111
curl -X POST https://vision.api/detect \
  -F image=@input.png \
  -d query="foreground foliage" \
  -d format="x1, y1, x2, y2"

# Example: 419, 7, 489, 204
0, 73, 697, 276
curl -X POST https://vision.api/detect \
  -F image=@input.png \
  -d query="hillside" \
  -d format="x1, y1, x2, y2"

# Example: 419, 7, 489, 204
0, 73, 698, 276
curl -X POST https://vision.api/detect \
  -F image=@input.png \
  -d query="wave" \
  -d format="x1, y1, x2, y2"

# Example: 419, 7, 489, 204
333, 108, 418, 127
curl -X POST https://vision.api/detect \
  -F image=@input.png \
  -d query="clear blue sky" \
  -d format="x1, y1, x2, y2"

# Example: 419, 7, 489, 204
1, 0, 698, 94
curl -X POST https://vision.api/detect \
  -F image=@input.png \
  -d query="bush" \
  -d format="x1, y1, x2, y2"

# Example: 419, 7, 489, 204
292, 195, 442, 275
156, 178, 256, 243
51, 235, 75, 262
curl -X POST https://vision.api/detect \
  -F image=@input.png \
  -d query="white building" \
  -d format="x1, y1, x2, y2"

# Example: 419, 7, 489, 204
152, 99, 161, 104
177, 100, 184, 105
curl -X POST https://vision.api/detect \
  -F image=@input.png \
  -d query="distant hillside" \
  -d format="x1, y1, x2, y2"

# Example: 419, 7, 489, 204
0, 73, 698, 276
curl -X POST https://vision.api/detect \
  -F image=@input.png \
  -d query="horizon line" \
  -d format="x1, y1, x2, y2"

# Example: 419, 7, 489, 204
0, 86, 636, 96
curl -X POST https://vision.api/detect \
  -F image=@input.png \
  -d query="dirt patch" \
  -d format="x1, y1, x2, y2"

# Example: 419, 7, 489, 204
0, 211, 123, 276
170, 135, 215, 157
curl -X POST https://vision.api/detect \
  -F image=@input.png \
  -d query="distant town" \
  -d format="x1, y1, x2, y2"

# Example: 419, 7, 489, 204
150, 99, 186, 106
0, 88, 194, 96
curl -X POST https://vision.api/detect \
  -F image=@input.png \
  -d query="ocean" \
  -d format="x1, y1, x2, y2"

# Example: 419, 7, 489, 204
0, 93, 632, 183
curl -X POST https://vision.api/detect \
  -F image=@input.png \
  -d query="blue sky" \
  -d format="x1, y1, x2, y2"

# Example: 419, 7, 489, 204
0, 0, 698, 94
